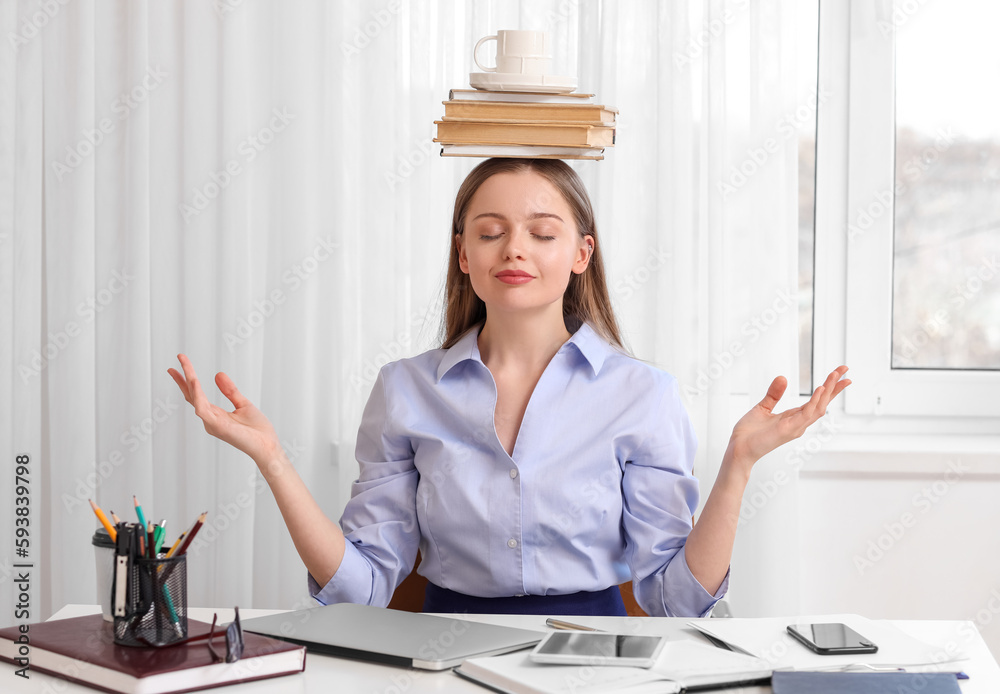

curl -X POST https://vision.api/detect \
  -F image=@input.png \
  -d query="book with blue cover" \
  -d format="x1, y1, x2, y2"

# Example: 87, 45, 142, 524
771, 670, 962, 693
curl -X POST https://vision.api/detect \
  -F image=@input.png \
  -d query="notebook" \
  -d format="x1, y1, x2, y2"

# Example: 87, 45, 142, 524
240, 602, 543, 670
0, 613, 305, 694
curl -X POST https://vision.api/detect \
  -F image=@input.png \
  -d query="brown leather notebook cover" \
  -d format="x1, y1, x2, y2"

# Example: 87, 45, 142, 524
0, 613, 305, 694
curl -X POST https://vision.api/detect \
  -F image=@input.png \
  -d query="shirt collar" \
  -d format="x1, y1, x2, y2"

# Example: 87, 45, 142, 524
436, 325, 483, 381
436, 322, 614, 381
566, 321, 613, 375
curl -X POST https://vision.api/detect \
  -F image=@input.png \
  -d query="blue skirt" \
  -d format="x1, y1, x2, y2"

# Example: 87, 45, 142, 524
423, 582, 627, 616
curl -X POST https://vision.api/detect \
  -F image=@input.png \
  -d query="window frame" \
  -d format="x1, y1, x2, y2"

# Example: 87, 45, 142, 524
839, 0, 1000, 418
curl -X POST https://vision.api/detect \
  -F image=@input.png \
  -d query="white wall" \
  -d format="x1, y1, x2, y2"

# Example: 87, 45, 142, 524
797, 449, 1000, 659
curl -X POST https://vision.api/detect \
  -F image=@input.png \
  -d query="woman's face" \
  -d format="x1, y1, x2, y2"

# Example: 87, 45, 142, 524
457, 170, 592, 318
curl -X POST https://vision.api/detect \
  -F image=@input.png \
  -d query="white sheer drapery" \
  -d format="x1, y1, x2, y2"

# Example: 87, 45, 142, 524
0, 0, 800, 617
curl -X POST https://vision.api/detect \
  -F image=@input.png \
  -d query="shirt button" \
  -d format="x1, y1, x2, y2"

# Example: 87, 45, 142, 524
509, 468, 518, 479
507, 538, 518, 549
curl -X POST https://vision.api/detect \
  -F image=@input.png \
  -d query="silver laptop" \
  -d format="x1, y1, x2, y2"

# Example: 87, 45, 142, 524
241, 602, 543, 670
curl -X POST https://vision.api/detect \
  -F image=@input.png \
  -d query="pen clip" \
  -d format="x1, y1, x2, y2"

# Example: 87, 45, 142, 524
114, 555, 128, 616
113, 525, 135, 617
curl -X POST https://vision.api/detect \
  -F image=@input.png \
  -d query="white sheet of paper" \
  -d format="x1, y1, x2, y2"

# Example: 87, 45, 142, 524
687, 613, 969, 671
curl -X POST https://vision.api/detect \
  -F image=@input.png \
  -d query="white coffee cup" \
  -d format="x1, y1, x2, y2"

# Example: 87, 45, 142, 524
92, 528, 116, 621
474, 30, 552, 76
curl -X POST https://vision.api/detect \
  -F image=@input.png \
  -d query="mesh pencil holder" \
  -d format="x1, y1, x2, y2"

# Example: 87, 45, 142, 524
113, 554, 188, 647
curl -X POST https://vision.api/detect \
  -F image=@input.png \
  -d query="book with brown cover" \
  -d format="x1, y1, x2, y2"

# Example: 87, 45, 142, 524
442, 100, 618, 125
0, 614, 306, 694
439, 143, 604, 160
433, 120, 615, 148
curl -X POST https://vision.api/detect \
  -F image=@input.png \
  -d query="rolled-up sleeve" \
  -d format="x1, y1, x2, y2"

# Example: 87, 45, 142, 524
622, 375, 730, 617
308, 365, 420, 607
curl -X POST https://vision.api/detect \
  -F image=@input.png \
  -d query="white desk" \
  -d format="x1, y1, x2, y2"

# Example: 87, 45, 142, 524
3, 605, 999, 693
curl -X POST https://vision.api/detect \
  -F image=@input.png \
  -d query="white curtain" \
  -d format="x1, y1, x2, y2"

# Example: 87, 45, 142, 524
0, 0, 801, 618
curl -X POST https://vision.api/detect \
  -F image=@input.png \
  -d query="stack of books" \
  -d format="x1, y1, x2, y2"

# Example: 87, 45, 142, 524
0, 613, 305, 693
434, 88, 617, 160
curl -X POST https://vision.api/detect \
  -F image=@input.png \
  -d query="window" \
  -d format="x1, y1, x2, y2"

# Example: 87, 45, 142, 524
837, 0, 1000, 417
892, 0, 1000, 370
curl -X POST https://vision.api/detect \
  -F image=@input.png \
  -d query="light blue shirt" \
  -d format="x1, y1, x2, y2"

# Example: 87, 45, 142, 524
309, 322, 729, 617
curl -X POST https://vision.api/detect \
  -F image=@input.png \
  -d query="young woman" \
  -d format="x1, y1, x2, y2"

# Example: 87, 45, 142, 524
168, 158, 850, 617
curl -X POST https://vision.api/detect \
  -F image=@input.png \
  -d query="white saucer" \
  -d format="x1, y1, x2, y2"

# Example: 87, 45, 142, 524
469, 72, 578, 94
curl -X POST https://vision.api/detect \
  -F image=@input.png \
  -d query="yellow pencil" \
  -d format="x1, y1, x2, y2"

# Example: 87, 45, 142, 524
164, 529, 188, 558
89, 499, 117, 543
174, 513, 207, 557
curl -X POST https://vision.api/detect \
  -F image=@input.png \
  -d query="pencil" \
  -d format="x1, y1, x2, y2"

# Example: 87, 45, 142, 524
133, 495, 148, 529
164, 529, 187, 558
546, 618, 603, 632
164, 512, 203, 558
164, 513, 200, 558
173, 512, 207, 557
89, 500, 117, 543
110, 511, 123, 525
147, 522, 156, 559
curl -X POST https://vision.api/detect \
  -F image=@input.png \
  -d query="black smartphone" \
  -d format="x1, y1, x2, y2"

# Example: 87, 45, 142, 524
786, 623, 878, 655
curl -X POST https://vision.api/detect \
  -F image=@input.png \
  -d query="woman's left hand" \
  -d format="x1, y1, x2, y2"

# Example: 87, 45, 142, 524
727, 365, 851, 472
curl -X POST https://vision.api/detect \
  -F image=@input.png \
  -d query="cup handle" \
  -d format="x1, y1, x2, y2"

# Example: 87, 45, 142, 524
474, 35, 497, 72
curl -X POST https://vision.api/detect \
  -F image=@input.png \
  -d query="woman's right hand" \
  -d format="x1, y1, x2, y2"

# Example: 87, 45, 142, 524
170, 354, 348, 588
168, 354, 280, 463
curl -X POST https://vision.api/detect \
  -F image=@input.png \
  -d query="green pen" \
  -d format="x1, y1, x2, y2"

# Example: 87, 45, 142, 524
154, 520, 166, 555
163, 583, 182, 637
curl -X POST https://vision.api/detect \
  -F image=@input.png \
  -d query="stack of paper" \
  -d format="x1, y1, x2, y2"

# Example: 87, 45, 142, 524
454, 639, 771, 694
687, 613, 969, 672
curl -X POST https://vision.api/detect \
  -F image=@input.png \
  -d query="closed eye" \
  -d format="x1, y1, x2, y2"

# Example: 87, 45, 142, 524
529, 223, 560, 241
479, 233, 556, 241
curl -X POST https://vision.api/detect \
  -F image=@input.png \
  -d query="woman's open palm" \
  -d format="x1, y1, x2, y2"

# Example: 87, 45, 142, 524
728, 365, 851, 466
167, 354, 280, 462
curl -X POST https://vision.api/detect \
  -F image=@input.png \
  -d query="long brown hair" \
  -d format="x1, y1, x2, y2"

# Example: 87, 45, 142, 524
442, 158, 623, 350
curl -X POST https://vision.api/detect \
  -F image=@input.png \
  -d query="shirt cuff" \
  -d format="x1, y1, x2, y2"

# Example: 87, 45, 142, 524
307, 541, 375, 606
659, 543, 730, 617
